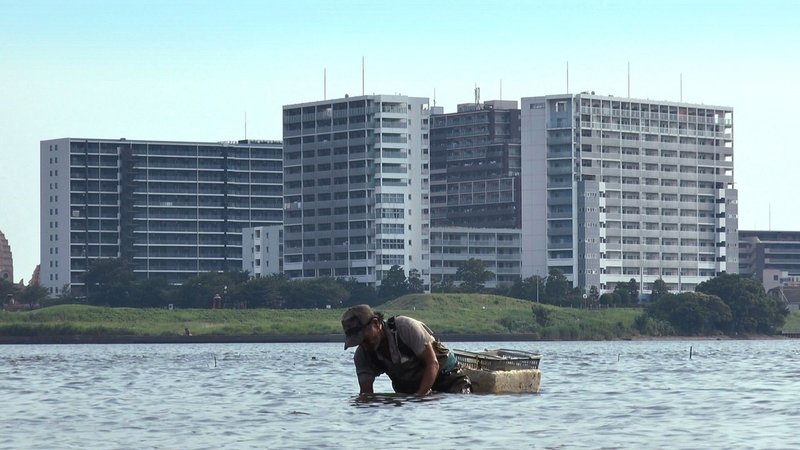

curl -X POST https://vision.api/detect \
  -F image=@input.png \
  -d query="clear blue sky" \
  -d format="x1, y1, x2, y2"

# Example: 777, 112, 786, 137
1, 0, 798, 282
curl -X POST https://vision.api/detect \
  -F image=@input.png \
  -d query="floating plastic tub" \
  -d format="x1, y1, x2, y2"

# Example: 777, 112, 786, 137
454, 349, 542, 394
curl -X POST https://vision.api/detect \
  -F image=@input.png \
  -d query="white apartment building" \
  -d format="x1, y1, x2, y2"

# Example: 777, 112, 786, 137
521, 93, 738, 295
281, 95, 431, 288
242, 225, 283, 277
40, 138, 283, 296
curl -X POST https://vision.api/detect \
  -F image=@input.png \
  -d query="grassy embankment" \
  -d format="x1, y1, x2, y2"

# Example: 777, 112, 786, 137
1, 293, 798, 340
784, 309, 800, 331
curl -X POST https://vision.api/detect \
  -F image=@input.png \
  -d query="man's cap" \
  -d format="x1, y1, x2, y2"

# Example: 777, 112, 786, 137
341, 304, 375, 350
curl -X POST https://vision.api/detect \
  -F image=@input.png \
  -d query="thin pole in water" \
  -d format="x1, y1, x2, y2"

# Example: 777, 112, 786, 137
689, 346, 693, 360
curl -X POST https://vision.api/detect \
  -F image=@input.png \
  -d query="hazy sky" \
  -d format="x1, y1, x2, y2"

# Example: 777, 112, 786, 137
1, 0, 798, 282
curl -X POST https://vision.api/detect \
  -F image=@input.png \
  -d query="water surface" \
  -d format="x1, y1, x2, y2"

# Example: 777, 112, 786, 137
1, 340, 798, 449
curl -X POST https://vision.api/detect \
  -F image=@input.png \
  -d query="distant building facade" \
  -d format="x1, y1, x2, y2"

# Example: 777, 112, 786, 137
429, 227, 522, 289
521, 93, 738, 295
282, 95, 431, 288
242, 225, 283, 277
40, 138, 283, 296
429, 100, 522, 228
739, 230, 800, 291
0, 229, 12, 282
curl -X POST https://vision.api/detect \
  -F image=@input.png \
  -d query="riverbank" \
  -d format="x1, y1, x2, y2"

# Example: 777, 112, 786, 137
0, 332, 562, 345
1, 333, 792, 345
2, 294, 797, 344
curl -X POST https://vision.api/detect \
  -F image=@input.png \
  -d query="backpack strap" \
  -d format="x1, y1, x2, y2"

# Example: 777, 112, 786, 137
387, 316, 416, 358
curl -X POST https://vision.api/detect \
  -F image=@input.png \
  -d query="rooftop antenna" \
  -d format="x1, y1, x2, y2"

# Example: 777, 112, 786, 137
244, 112, 247, 141
433, 88, 436, 107
627, 62, 630, 98
769, 203, 772, 231
324, 68, 327, 100
474, 83, 480, 104
361, 56, 365, 96
680, 73, 683, 102
566, 61, 569, 94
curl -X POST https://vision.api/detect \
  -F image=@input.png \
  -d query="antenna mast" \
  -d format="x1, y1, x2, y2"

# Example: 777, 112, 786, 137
566, 61, 569, 93
244, 112, 247, 140
627, 62, 630, 98
361, 56, 365, 96
324, 68, 327, 100
680, 73, 683, 102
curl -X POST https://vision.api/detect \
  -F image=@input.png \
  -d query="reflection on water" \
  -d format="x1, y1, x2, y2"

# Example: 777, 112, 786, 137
351, 393, 444, 408
1, 340, 799, 449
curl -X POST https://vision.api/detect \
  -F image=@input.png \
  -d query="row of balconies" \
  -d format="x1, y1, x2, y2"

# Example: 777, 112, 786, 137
579, 106, 731, 124
581, 121, 730, 138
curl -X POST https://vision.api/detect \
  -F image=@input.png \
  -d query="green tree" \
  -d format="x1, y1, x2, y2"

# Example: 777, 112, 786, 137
646, 292, 732, 335
696, 273, 788, 334
18, 284, 49, 309
407, 269, 425, 293
129, 278, 176, 308
588, 285, 600, 308
378, 265, 409, 301
175, 271, 249, 309
544, 268, 570, 304
431, 277, 456, 293
283, 277, 348, 309
626, 278, 640, 305
613, 279, 640, 307
456, 258, 494, 293
508, 275, 546, 303
0, 278, 20, 305
83, 258, 136, 307
41, 284, 84, 307
337, 278, 377, 307
650, 278, 670, 303
229, 275, 286, 308
599, 292, 621, 307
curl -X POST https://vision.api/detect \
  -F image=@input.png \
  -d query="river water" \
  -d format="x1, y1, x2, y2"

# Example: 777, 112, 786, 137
1, 339, 798, 449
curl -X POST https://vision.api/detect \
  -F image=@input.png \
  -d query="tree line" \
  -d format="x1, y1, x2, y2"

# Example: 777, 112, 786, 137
4, 257, 789, 336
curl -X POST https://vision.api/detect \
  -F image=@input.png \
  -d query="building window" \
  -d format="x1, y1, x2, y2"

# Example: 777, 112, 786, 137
556, 101, 567, 112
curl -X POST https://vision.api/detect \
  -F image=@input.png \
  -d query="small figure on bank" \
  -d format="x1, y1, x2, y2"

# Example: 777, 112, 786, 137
341, 304, 471, 395
184, 327, 192, 337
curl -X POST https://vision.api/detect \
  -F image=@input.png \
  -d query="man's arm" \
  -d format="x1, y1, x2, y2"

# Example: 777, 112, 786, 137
415, 342, 439, 396
359, 379, 374, 394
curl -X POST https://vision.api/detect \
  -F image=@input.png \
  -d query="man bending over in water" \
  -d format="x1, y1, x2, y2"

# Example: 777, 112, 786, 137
341, 304, 471, 395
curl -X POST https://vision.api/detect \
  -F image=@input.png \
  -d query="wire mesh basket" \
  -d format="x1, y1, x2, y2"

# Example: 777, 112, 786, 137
454, 348, 541, 371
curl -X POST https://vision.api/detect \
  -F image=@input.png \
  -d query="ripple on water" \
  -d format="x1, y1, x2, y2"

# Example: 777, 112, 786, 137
0, 340, 798, 449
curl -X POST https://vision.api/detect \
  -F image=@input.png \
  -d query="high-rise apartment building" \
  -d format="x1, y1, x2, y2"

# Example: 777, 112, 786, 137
282, 95, 431, 288
521, 93, 738, 295
0, 229, 12, 283
429, 100, 521, 228
40, 138, 283, 296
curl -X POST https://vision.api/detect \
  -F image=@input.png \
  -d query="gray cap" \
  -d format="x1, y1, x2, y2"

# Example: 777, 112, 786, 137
341, 304, 375, 349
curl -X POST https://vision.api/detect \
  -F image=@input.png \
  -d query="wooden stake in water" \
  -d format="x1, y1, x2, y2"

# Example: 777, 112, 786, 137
689, 346, 693, 360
